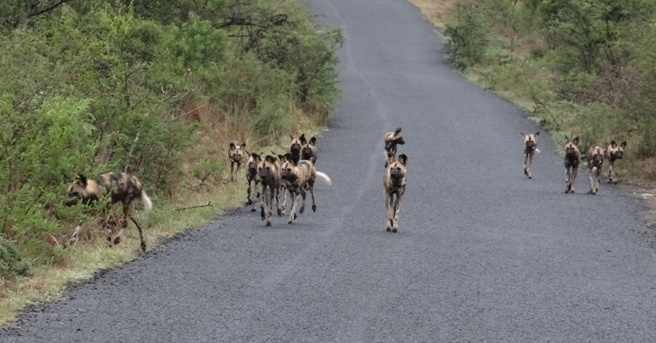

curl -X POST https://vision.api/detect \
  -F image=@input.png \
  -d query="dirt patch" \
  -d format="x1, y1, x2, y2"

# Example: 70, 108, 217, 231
408, 0, 456, 29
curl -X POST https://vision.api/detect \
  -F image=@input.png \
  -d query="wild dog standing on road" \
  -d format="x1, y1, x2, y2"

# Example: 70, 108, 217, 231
384, 127, 405, 168
256, 154, 283, 227
384, 153, 407, 233
521, 131, 540, 179
246, 153, 262, 212
563, 136, 581, 194
65, 172, 153, 252
587, 145, 604, 195
301, 136, 319, 164
229, 141, 247, 182
280, 154, 332, 224
287, 134, 306, 165
604, 140, 627, 184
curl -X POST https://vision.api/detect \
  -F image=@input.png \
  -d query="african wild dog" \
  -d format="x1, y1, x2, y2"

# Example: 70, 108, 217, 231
563, 136, 581, 194
384, 153, 407, 233
301, 136, 319, 164
280, 154, 332, 225
587, 145, 604, 195
65, 172, 153, 252
604, 140, 627, 184
384, 127, 405, 168
521, 131, 540, 179
229, 141, 247, 182
287, 134, 306, 165
255, 154, 283, 227
246, 152, 262, 212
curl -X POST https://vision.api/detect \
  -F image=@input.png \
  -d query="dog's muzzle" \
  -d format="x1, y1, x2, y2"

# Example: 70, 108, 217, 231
290, 144, 301, 156
612, 151, 623, 160
591, 155, 603, 168
525, 141, 536, 153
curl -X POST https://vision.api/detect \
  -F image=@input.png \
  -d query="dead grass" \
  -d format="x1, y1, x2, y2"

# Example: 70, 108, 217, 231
408, 0, 457, 29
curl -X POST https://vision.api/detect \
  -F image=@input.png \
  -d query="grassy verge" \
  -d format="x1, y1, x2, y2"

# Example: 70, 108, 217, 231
0, 107, 325, 325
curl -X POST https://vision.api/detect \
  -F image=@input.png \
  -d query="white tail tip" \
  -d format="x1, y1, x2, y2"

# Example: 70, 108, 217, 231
315, 171, 332, 186
141, 191, 153, 212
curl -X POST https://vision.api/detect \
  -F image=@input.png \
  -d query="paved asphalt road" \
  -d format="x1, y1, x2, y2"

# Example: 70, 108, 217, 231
4, 0, 656, 342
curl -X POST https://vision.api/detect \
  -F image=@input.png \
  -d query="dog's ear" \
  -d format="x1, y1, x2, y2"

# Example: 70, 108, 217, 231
610, 140, 616, 147
535, 131, 539, 136
573, 137, 580, 145
394, 127, 402, 136
309, 137, 316, 146
521, 132, 526, 137
397, 154, 408, 166
242, 142, 246, 148
265, 155, 277, 163
229, 142, 236, 150
77, 174, 88, 187
620, 141, 627, 148
299, 133, 307, 145
284, 153, 293, 162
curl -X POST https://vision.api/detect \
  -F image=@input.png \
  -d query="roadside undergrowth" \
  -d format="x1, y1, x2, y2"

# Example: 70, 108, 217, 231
0, 102, 324, 325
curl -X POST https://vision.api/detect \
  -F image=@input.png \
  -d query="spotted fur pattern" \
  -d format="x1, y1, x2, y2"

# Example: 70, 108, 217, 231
563, 136, 581, 194
521, 131, 540, 179
65, 172, 152, 252
229, 141, 247, 182
587, 145, 604, 195
604, 140, 626, 184
384, 154, 407, 232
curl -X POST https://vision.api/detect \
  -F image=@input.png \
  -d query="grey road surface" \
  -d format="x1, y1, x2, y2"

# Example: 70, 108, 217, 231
4, 0, 656, 342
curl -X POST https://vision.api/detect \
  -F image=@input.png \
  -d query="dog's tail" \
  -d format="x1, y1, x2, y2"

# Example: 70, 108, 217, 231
141, 190, 153, 212
315, 171, 332, 186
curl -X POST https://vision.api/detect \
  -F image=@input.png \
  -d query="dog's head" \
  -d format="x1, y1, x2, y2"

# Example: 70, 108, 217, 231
258, 154, 280, 184
564, 136, 580, 163
605, 140, 626, 161
521, 131, 539, 154
386, 154, 407, 187
384, 127, 405, 152
280, 154, 297, 183
588, 146, 604, 169
288, 134, 306, 162
229, 141, 247, 162
247, 153, 262, 180
301, 136, 317, 162
65, 175, 100, 206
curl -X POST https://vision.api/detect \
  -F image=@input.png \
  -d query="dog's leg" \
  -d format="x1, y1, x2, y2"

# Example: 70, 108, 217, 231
570, 167, 578, 193
275, 185, 283, 217
392, 190, 404, 233
594, 167, 600, 194
288, 190, 298, 224
129, 215, 147, 252
265, 186, 273, 227
299, 188, 307, 214
260, 186, 266, 221
588, 167, 595, 194
230, 161, 235, 182
308, 180, 317, 212
565, 167, 571, 193
607, 161, 616, 184
524, 153, 530, 178
386, 190, 394, 232
280, 185, 287, 215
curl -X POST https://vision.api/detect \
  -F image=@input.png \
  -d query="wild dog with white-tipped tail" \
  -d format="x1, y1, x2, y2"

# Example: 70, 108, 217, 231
280, 154, 332, 224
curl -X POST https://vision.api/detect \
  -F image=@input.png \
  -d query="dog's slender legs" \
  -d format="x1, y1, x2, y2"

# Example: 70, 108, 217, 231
261, 186, 273, 226
308, 180, 317, 212
129, 215, 147, 252
524, 153, 533, 179
386, 191, 394, 232
392, 191, 404, 233
588, 166, 600, 194
288, 190, 298, 224
298, 188, 307, 214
